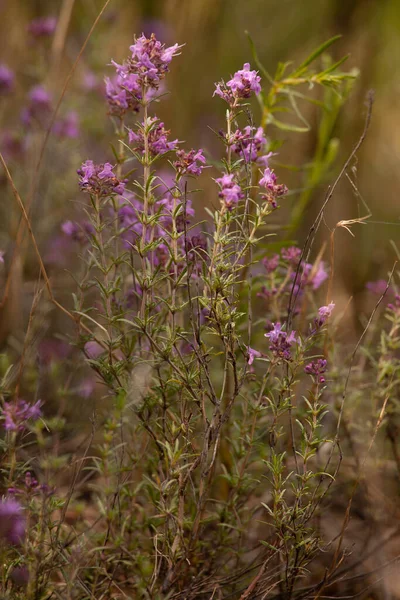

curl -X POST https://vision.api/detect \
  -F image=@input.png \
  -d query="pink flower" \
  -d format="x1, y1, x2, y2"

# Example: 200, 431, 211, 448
215, 173, 243, 209
318, 302, 335, 321
174, 149, 206, 177
247, 346, 261, 365
259, 167, 288, 207
128, 117, 178, 156
214, 63, 261, 104
0, 498, 25, 545
227, 63, 261, 97
265, 323, 298, 361
2, 399, 42, 432
84, 341, 104, 359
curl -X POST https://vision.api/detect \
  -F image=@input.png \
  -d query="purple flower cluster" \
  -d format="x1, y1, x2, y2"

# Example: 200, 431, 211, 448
9, 472, 52, 498
297, 262, 329, 292
0, 64, 14, 94
21, 85, 52, 127
78, 160, 126, 197
156, 185, 194, 232
128, 117, 178, 156
258, 247, 328, 301
0, 131, 26, 161
216, 173, 244, 209
116, 177, 193, 256
106, 33, 181, 116
259, 167, 288, 208
174, 149, 206, 177
0, 498, 25, 545
53, 111, 79, 139
127, 33, 181, 87
105, 73, 142, 117
61, 220, 94, 243
2, 399, 42, 432
281, 246, 302, 265
316, 302, 335, 327
366, 279, 393, 296
230, 126, 267, 163
214, 63, 261, 105
304, 358, 328, 384
262, 254, 279, 273
27, 16, 57, 38
265, 323, 298, 361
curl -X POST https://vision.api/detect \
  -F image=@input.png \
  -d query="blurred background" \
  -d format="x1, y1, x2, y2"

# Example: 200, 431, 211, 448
0, 0, 399, 340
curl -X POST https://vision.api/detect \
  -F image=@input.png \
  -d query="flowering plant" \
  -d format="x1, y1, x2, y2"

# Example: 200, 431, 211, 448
0, 27, 395, 600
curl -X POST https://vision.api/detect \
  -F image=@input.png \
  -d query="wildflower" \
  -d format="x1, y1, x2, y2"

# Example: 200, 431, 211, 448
174, 149, 206, 177
247, 346, 261, 365
262, 254, 279, 273
304, 358, 328, 384
118, 195, 145, 248
230, 126, 267, 163
265, 323, 298, 361
257, 151, 275, 167
84, 341, 104, 359
388, 294, 400, 312
82, 70, 100, 92
289, 260, 328, 296
314, 302, 335, 329
2, 399, 42, 432
311, 262, 328, 290
257, 285, 277, 300
61, 220, 94, 243
0, 498, 25, 545
8, 472, 53, 498
156, 193, 194, 232
281, 246, 302, 265
0, 64, 14, 94
27, 16, 57, 38
215, 173, 244, 209
318, 302, 335, 321
109, 34, 181, 108
0, 131, 27, 160
259, 167, 288, 207
105, 73, 141, 117
227, 63, 261, 97
214, 63, 261, 104
53, 111, 79, 139
29, 85, 52, 107
366, 279, 392, 296
21, 85, 52, 127
128, 117, 178, 156
187, 233, 208, 266
78, 378, 95, 398
128, 34, 181, 86
78, 160, 126, 197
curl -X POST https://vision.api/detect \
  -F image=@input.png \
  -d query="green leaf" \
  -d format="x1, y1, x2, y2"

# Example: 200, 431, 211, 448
316, 54, 350, 79
269, 115, 309, 133
295, 35, 342, 72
